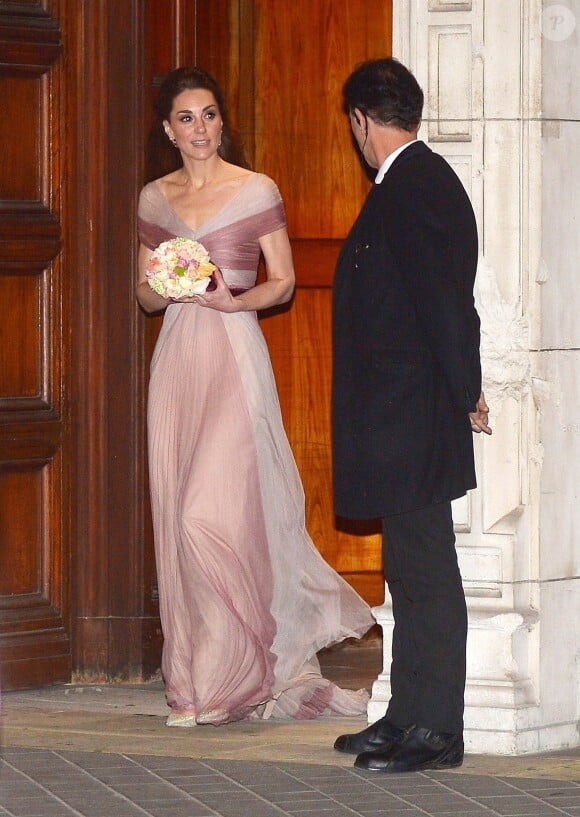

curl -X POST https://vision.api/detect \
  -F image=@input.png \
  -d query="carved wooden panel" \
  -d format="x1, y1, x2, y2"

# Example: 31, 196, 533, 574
0, 0, 69, 687
0, 78, 39, 197
0, 4, 60, 76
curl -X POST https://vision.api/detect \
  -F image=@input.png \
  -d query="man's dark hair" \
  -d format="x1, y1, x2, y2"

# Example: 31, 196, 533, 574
342, 57, 424, 132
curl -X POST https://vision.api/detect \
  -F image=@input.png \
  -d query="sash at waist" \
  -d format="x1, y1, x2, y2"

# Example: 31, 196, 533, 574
169, 286, 248, 303
206, 278, 248, 298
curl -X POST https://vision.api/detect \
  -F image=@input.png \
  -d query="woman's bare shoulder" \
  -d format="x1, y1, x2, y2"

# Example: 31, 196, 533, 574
219, 163, 254, 185
156, 170, 187, 193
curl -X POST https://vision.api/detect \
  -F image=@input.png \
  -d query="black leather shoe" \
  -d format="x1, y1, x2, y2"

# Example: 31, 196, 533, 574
334, 716, 406, 755
354, 726, 464, 772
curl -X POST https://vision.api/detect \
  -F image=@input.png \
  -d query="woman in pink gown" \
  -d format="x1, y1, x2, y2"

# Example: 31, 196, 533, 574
136, 67, 374, 727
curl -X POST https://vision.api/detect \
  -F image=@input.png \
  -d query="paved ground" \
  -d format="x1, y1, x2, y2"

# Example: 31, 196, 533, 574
2, 747, 580, 817
1, 644, 579, 816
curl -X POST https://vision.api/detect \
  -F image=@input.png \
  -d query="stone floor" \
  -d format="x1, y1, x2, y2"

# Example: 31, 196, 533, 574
1, 642, 579, 816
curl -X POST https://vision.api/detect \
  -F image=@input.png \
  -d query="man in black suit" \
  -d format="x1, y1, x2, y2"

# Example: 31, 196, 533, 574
332, 57, 492, 773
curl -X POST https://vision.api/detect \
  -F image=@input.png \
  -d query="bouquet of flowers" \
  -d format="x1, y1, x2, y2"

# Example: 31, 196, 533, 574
146, 237, 217, 299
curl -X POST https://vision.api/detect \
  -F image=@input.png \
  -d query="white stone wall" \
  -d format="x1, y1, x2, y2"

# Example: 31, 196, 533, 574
536, 0, 580, 750
370, 0, 580, 754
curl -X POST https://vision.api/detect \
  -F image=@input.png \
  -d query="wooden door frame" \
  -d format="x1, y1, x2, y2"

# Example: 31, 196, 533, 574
67, 0, 160, 681
69, 0, 209, 683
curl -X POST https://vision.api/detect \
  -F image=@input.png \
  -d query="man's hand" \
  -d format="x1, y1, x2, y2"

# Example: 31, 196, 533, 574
469, 392, 492, 435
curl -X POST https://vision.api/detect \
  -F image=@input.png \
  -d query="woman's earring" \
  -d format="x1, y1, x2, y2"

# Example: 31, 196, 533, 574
166, 132, 177, 146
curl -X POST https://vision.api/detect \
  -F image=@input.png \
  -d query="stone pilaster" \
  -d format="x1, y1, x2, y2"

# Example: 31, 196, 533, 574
369, 0, 580, 754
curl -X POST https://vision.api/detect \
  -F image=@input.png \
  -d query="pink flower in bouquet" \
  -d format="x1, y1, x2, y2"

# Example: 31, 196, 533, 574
146, 237, 217, 299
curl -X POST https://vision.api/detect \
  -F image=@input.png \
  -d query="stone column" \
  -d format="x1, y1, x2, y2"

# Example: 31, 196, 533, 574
369, 0, 580, 754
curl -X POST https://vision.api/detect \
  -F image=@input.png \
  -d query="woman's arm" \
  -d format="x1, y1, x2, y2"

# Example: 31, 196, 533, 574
193, 227, 295, 313
136, 226, 296, 315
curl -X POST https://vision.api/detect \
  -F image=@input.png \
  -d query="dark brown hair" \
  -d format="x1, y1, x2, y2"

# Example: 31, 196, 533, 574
145, 66, 249, 181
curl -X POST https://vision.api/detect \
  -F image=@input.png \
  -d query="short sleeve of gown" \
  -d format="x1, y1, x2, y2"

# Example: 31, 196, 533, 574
253, 175, 287, 238
137, 183, 168, 250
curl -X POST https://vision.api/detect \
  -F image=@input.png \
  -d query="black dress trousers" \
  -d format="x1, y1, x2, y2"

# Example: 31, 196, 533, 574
382, 501, 467, 734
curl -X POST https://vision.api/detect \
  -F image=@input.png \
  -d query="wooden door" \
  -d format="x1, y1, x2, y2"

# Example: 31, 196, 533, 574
244, 1, 393, 604
0, 0, 198, 690
0, 0, 72, 687
141, 1, 393, 606
0, 0, 392, 691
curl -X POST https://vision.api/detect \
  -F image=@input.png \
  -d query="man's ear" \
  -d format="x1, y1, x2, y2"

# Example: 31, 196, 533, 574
354, 108, 370, 140
352, 107, 363, 128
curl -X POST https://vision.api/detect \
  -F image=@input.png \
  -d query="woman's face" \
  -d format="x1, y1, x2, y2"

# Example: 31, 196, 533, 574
164, 87, 223, 159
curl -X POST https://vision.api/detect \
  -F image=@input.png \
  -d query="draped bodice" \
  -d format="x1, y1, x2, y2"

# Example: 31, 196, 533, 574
138, 173, 287, 290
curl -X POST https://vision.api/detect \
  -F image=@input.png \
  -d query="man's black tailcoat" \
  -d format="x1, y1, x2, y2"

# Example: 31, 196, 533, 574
332, 141, 481, 520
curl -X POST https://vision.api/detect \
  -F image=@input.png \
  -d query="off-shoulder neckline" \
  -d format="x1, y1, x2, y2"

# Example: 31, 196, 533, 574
152, 172, 261, 235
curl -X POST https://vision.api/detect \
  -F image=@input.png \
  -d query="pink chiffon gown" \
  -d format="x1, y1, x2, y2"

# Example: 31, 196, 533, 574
138, 172, 374, 725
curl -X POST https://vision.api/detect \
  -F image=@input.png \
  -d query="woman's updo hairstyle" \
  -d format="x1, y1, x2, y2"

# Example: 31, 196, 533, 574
145, 66, 248, 181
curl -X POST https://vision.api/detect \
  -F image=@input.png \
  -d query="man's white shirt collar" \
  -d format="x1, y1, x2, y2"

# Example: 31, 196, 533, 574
375, 139, 417, 184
